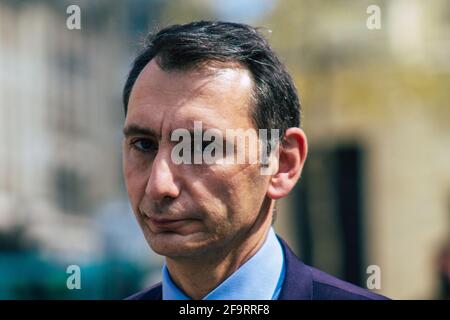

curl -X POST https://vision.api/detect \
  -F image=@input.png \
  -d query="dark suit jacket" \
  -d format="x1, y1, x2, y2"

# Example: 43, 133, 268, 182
127, 236, 388, 300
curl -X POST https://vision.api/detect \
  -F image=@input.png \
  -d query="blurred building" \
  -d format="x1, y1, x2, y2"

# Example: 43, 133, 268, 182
0, 1, 125, 259
269, 0, 450, 299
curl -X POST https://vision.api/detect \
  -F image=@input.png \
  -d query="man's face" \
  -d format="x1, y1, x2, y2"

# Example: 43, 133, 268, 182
123, 60, 271, 258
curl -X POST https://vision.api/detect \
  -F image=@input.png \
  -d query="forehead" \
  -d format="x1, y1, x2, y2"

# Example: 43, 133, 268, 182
125, 59, 255, 132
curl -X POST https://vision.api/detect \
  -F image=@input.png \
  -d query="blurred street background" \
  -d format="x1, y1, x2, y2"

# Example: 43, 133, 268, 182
0, 0, 449, 299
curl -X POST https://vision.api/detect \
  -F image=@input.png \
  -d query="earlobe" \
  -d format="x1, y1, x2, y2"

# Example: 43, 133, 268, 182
266, 128, 308, 200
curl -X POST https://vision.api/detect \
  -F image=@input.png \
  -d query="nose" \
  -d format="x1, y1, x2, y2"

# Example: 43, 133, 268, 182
145, 148, 181, 202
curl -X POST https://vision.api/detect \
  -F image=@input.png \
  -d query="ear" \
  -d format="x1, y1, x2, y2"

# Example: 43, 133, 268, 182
266, 128, 308, 200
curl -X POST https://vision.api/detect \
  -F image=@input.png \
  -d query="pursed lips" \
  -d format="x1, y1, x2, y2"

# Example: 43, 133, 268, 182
140, 209, 198, 229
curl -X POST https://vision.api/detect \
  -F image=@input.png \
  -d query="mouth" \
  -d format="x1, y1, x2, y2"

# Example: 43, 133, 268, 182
150, 218, 200, 234
140, 210, 197, 230
148, 217, 188, 227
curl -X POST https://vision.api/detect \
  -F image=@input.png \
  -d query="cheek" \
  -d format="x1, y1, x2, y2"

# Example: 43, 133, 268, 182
183, 168, 233, 226
223, 165, 268, 218
193, 165, 260, 224
123, 152, 149, 208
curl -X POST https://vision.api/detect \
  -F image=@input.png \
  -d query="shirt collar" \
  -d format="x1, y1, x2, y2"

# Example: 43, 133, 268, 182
162, 227, 285, 300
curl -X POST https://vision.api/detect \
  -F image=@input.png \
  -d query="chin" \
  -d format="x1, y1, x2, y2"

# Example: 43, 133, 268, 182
146, 232, 212, 258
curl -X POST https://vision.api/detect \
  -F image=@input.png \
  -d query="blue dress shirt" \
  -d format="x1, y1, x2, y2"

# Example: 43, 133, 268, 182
162, 227, 286, 300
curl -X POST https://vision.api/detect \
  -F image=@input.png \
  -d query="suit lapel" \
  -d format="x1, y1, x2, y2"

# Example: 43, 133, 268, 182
277, 236, 313, 300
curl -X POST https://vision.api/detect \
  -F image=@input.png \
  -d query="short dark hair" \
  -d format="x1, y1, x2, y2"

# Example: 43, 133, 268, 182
123, 21, 302, 139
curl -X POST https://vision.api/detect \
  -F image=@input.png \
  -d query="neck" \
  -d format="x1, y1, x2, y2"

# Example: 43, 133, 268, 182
166, 202, 274, 300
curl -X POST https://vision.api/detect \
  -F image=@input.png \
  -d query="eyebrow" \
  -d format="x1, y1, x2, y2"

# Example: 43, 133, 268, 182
122, 124, 158, 138
122, 123, 229, 141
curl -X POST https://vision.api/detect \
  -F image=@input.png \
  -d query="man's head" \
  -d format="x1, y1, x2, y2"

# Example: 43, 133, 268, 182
123, 21, 301, 138
122, 21, 307, 260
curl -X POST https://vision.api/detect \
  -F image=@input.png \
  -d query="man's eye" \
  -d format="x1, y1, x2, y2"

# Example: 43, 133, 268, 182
130, 139, 157, 153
